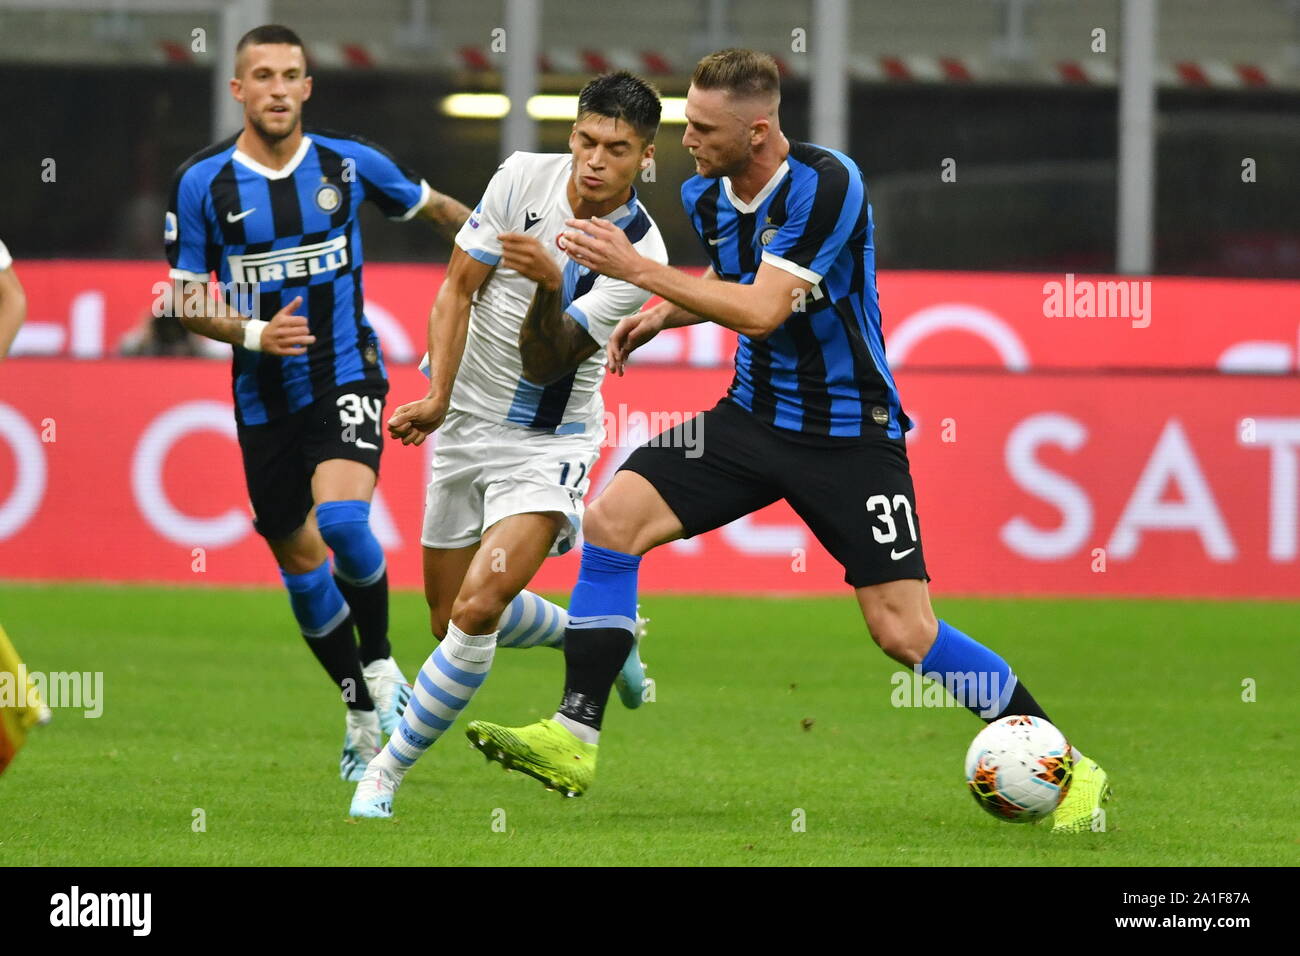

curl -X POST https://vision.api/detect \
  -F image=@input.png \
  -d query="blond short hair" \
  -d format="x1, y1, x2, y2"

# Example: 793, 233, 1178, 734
691, 48, 780, 102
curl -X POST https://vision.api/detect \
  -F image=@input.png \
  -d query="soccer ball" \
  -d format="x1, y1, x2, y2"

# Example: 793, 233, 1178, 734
965, 715, 1073, 823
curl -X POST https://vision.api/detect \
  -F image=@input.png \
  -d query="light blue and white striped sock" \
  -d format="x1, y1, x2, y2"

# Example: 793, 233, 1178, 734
373, 623, 495, 776
496, 589, 568, 648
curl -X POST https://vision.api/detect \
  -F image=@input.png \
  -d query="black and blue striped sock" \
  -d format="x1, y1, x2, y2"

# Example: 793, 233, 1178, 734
280, 559, 373, 710
555, 543, 641, 739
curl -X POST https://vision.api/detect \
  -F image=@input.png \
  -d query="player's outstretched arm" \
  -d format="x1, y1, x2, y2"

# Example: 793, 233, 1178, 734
606, 268, 720, 375
562, 218, 807, 340
0, 262, 28, 361
173, 286, 316, 356
415, 188, 473, 242
389, 246, 492, 446
501, 232, 599, 385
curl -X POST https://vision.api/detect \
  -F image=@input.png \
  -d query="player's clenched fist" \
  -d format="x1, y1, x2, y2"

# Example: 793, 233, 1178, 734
259, 296, 316, 355
387, 396, 447, 446
500, 233, 562, 291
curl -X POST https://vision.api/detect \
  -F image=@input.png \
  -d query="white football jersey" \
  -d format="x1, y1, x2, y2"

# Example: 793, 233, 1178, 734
0, 239, 11, 271
430, 151, 668, 434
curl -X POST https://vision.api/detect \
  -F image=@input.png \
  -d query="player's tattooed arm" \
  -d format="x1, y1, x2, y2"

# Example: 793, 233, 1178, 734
0, 263, 28, 361
501, 232, 598, 385
416, 188, 473, 242
173, 283, 315, 356
518, 283, 599, 385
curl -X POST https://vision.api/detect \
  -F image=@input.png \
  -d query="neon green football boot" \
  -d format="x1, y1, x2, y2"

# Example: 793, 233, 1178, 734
1049, 754, 1112, 833
466, 717, 597, 797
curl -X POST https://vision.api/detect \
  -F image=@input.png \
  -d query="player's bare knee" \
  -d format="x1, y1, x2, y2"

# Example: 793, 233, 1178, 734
276, 554, 315, 575
450, 592, 507, 637
866, 609, 936, 668
866, 616, 912, 665
582, 498, 642, 554
270, 537, 325, 575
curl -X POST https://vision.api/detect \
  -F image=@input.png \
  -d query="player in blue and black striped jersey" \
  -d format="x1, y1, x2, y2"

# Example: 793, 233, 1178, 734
467, 49, 1111, 831
165, 25, 473, 783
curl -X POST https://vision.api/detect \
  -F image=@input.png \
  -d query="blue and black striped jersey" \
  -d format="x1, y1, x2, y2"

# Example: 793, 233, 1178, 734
681, 140, 910, 439
165, 130, 430, 425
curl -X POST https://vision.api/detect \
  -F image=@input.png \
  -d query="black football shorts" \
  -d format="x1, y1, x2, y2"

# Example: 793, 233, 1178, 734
619, 398, 929, 588
236, 379, 388, 540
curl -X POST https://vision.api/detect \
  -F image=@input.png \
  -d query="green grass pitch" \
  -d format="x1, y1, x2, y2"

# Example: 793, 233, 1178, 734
1, 583, 1294, 866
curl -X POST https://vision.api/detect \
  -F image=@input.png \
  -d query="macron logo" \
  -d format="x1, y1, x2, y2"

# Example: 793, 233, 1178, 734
50, 886, 151, 936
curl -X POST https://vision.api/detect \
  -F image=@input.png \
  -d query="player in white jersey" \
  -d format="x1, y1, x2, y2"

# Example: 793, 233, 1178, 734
0, 239, 27, 361
350, 72, 668, 817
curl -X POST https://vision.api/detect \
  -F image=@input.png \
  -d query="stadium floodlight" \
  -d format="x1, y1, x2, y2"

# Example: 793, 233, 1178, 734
441, 94, 689, 123
442, 93, 511, 119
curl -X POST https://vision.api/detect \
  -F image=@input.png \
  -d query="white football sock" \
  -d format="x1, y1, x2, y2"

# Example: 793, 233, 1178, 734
373, 623, 496, 776
497, 590, 568, 648
553, 712, 599, 745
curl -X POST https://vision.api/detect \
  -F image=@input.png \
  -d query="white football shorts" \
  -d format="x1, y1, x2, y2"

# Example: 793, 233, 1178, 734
420, 408, 602, 556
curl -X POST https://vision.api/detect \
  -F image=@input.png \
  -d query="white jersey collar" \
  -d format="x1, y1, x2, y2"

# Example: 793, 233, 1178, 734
233, 136, 313, 180
604, 189, 639, 226
722, 159, 790, 215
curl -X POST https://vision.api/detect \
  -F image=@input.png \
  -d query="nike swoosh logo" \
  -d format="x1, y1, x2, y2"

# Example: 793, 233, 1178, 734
226, 208, 256, 223
890, 547, 916, 561
707, 237, 723, 245
354, 439, 378, 450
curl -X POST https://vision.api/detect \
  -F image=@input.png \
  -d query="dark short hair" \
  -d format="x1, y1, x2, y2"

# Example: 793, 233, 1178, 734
235, 24, 306, 74
576, 70, 661, 145
692, 48, 780, 101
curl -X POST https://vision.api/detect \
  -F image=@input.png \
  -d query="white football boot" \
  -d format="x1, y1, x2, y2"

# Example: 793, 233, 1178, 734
614, 609, 653, 709
339, 708, 382, 782
349, 758, 403, 818
362, 656, 413, 737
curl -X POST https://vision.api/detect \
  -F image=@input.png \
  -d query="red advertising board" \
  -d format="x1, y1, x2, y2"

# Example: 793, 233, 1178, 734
1, 360, 1296, 598
10, 261, 1300, 372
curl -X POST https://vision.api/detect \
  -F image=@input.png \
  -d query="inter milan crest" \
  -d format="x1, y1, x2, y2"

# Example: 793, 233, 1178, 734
760, 226, 778, 246
315, 182, 342, 213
